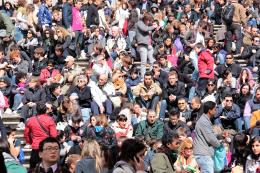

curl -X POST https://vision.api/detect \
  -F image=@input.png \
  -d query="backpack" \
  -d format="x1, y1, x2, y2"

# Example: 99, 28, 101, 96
222, 3, 235, 25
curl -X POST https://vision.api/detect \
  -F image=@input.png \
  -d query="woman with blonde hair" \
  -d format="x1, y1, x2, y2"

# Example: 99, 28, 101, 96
75, 140, 104, 173
174, 138, 200, 173
54, 26, 72, 57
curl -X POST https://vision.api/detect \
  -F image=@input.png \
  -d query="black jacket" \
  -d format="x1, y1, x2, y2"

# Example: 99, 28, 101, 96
69, 86, 92, 108
162, 81, 186, 101
62, 2, 72, 28
32, 58, 48, 76
164, 120, 191, 136
22, 86, 46, 105
242, 45, 260, 67
86, 4, 99, 27
215, 63, 242, 78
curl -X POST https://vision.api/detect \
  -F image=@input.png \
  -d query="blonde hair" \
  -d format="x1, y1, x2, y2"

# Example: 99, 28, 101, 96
55, 26, 69, 38
81, 140, 103, 173
179, 138, 193, 156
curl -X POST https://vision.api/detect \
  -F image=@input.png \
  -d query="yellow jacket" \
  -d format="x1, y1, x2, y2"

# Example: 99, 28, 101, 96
250, 110, 260, 128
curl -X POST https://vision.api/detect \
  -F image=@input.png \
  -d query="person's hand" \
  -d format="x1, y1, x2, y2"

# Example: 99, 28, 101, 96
153, 70, 160, 79
220, 116, 227, 120
152, 22, 158, 29
8, 137, 14, 145
184, 55, 190, 61
71, 135, 77, 141
253, 66, 258, 72
99, 105, 105, 114
222, 100, 226, 107
252, 49, 256, 54
187, 121, 192, 127
3, 37, 11, 42
169, 94, 176, 102
134, 156, 145, 171
7, 64, 15, 69
77, 136, 81, 142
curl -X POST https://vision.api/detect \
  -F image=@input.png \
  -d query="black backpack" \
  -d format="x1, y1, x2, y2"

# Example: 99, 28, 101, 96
222, 3, 235, 25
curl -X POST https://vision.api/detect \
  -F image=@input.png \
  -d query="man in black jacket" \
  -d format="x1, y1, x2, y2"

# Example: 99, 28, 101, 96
86, 0, 100, 27
159, 71, 186, 119
62, 0, 73, 29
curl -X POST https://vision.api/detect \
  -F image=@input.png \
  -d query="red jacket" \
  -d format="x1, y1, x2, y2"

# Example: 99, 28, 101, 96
39, 68, 60, 84
24, 114, 57, 150
198, 50, 214, 79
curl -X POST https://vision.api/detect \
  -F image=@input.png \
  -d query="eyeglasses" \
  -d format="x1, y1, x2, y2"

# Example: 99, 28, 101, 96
207, 84, 214, 86
185, 147, 193, 150
43, 146, 59, 152
27, 32, 32, 34
153, 66, 159, 68
226, 99, 233, 102
178, 102, 185, 105
226, 56, 233, 59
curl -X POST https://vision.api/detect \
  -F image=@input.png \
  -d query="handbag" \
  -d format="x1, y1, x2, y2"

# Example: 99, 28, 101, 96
213, 144, 226, 172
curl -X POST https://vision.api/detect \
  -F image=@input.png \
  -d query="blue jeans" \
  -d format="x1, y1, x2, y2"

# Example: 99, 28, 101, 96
12, 93, 23, 111
244, 116, 251, 131
136, 95, 160, 110
138, 45, 155, 79
159, 100, 167, 119
226, 23, 243, 54
91, 100, 113, 116
81, 108, 91, 123
214, 117, 243, 132
195, 155, 214, 173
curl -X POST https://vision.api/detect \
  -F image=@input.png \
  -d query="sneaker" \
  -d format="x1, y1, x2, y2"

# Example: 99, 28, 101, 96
17, 122, 25, 130
24, 144, 31, 149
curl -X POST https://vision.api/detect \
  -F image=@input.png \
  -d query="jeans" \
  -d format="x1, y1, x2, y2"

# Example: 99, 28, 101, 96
198, 78, 209, 91
12, 93, 23, 111
159, 100, 167, 119
126, 87, 134, 103
128, 30, 136, 57
136, 95, 160, 110
138, 45, 155, 79
195, 155, 214, 173
91, 100, 113, 116
214, 117, 243, 132
81, 107, 91, 123
244, 116, 251, 130
225, 23, 243, 54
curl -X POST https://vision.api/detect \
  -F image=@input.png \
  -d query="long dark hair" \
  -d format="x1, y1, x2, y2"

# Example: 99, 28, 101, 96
249, 136, 260, 160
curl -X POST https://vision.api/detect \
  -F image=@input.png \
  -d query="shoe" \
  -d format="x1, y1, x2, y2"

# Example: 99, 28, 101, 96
24, 144, 31, 149
17, 122, 25, 130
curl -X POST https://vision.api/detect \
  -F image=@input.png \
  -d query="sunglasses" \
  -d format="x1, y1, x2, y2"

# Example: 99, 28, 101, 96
207, 84, 214, 86
226, 56, 233, 59
226, 99, 233, 102
178, 102, 185, 105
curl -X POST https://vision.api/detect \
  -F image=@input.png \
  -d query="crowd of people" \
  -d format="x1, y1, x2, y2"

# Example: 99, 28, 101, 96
0, 0, 259, 172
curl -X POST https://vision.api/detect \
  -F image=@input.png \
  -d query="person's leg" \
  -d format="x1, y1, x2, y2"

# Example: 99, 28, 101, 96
91, 101, 100, 116
138, 46, 148, 79
225, 26, 233, 54
244, 116, 251, 131
81, 108, 91, 123
214, 118, 223, 127
233, 24, 242, 55
126, 87, 134, 103
235, 117, 243, 132
128, 30, 136, 57
147, 45, 155, 70
104, 99, 113, 115
159, 100, 167, 119
21, 105, 29, 120
30, 149, 40, 169
197, 78, 208, 91
135, 97, 147, 109
149, 95, 160, 111
195, 155, 214, 173
12, 93, 23, 111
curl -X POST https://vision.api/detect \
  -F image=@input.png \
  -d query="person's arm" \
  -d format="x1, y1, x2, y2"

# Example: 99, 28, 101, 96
133, 84, 141, 97
49, 118, 58, 138
227, 105, 241, 120
134, 122, 143, 137
24, 121, 32, 144
62, 4, 71, 29
137, 21, 154, 33
215, 105, 223, 118
156, 121, 164, 139
244, 101, 252, 117
151, 153, 169, 173
200, 122, 220, 148
8, 139, 20, 158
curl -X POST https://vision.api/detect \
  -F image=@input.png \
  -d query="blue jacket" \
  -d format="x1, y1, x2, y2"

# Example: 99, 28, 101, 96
37, 4, 52, 26
125, 76, 141, 88
215, 103, 241, 120
62, 2, 72, 28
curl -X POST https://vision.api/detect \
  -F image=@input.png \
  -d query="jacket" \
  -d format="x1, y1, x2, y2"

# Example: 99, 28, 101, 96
3, 152, 27, 173
162, 81, 186, 101
163, 120, 191, 137
69, 85, 92, 108
13, 59, 29, 74
128, 9, 139, 31
111, 122, 133, 139
135, 120, 164, 141
76, 156, 102, 173
133, 81, 162, 100
22, 86, 46, 105
37, 4, 52, 26
86, 4, 99, 27
136, 20, 154, 46
245, 155, 260, 173
215, 103, 241, 120
39, 68, 61, 84
250, 110, 260, 128
151, 147, 178, 173
113, 161, 146, 173
24, 114, 57, 149
193, 114, 220, 156
230, 0, 247, 26
62, 2, 72, 28
197, 50, 214, 79
244, 97, 260, 117
28, 163, 70, 173
215, 63, 242, 78
32, 58, 48, 76
0, 12, 15, 37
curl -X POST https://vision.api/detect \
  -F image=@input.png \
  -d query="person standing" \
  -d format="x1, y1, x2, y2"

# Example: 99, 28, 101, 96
193, 101, 221, 173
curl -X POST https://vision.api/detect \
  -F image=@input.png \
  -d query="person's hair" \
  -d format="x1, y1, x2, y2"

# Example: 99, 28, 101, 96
192, 96, 201, 104
66, 154, 81, 170
116, 114, 127, 122
178, 97, 186, 104
142, 13, 152, 22
38, 137, 60, 152
226, 53, 234, 59
15, 72, 27, 84
34, 47, 45, 56
255, 87, 260, 93
0, 139, 10, 154
144, 71, 153, 78
233, 133, 249, 148
224, 94, 233, 99
55, 26, 69, 38
249, 136, 260, 160
179, 138, 193, 156
71, 115, 82, 123
168, 108, 180, 118
168, 70, 178, 78
10, 50, 20, 59
161, 132, 179, 147
96, 114, 109, 127
55, 44, 63, 52
194, 43, 204, 49
49, 83, 60, 93
57, 130, 65, 141
128, 0, 137, 8
240, 83, 251, 95
177, 127, 187, 137
119, 138, 146, 162
81, 140, 103, 173
5, 126, 16, 136
222, 69, 232, 79
36, 103, 47, 114
203, 101, 216, 114
17, 0, 27, 7
129, 67, 139, 75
